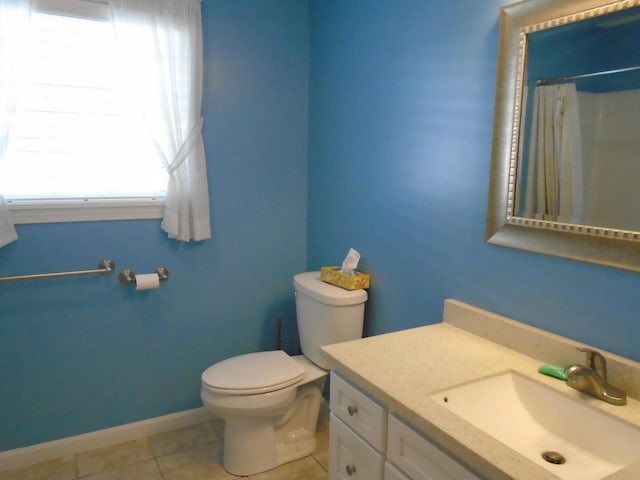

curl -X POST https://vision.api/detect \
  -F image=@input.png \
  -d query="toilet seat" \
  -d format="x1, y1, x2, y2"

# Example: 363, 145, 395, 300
202, 350, 305, 395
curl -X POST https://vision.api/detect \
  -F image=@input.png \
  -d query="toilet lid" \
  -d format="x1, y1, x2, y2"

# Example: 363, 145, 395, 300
201, 350, 305, 395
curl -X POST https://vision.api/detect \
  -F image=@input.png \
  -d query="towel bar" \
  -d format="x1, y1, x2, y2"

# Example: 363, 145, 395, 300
0, 259, 114, 282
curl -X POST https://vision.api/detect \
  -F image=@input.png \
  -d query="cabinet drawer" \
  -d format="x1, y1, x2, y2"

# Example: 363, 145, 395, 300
330, 372, 386, 451
385, 462, 410, 480
387, 414, 481, 480
330, 413, 385, 480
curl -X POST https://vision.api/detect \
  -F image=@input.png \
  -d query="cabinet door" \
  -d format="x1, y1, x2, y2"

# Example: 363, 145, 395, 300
385, 462, 410, 480
330, 372, 387, 451
387, 415, 482, 480
329, 413, 384, 480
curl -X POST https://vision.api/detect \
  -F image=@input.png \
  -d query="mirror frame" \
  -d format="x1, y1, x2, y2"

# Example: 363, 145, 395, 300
487, 0, 640, 272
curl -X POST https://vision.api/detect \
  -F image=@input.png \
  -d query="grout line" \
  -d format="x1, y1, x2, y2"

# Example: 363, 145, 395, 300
153, 456, 165, 480
310, 453, 328, 473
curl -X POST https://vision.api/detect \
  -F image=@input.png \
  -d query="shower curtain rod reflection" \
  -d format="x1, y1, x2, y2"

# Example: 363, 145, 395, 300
0, 259, 114, 282
536, 65, 640, 86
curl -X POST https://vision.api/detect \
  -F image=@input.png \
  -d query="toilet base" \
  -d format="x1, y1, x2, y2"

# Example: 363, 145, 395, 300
221, 381, 324, 476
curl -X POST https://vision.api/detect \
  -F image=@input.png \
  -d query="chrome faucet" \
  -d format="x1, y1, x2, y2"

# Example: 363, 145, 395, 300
565, 347, 627, 406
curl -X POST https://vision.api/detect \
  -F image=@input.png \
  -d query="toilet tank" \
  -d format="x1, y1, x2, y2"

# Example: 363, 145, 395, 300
293, 271, 367, 369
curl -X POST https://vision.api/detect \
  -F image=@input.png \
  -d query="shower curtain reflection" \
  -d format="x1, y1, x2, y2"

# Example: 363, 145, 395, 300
523, 84, 584, 224
521, 85, 640, 231
579, 88, 640, 231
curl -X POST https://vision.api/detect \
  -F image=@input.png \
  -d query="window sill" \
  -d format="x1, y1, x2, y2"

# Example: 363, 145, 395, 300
7, 198, 164, 224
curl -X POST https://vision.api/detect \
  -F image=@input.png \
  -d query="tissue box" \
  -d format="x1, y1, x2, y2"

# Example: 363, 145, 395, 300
320, 266, 370, 290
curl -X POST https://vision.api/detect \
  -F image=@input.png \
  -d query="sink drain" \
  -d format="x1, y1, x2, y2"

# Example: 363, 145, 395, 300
541, 451, 566, 465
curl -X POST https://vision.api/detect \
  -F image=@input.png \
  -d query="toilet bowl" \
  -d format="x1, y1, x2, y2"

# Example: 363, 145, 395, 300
200, 271, 367, 476
201, 352, 326, 476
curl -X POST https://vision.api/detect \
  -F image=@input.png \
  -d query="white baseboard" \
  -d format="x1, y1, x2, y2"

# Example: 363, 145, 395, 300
0, 407, 215, 472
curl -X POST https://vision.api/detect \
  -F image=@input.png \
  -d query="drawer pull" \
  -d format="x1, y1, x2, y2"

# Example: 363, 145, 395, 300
346, 464, 357, 476
347, 404, 358, 416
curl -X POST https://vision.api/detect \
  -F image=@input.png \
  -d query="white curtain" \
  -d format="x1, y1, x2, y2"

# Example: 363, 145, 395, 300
524, 84, 584, 224
0, 0, 28, 248
111, 0, 211, 242
579, 89, 640, 230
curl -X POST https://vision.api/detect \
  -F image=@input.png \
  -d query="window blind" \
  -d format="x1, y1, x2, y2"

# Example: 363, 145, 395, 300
0, 3, 168, 202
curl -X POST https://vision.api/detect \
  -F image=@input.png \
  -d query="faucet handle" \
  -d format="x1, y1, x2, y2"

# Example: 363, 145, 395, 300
577, 347, 607, 377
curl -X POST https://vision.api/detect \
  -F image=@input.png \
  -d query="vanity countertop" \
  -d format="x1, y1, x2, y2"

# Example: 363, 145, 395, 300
320, 299, 640, 480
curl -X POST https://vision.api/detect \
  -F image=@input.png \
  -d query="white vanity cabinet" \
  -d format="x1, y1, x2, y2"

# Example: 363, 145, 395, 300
387, 414, 481, 480
330, 372, 386, 450
329, 413, 385, 480
385, 462, 411, 480
329, 372, 482, 480
329, 372, 386, 480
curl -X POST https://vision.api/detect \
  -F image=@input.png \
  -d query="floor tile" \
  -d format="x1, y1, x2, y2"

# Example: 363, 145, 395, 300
76, 439, 154, 477
312, 450, 329, 472
312, 403, 330, 471
0, 457, 75, 480
156, 443, 239, 480
248, 456, 327, 480
1, 402, 330, 480
78, 459, 161, 480
211, 417, 225, 436
314, 413, 329, 454
148, 422, 220, 457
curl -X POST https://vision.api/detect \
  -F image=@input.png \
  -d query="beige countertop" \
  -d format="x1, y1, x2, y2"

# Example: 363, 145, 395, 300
320, 300, 640, 480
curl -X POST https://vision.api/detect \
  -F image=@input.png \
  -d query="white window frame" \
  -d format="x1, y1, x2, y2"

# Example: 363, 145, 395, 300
3, 0, 166, 224
8, 198, 164, 224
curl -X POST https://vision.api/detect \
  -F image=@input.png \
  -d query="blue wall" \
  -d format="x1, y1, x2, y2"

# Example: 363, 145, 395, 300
307, 1, 640, 357
0, 0, 308, 451
3, 0, 640, 454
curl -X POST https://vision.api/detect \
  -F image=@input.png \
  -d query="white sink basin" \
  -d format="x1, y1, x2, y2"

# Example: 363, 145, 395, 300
430, 371, 640, 480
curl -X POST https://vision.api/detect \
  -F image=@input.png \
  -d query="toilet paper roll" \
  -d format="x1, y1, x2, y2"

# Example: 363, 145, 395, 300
135, 273, 160, 291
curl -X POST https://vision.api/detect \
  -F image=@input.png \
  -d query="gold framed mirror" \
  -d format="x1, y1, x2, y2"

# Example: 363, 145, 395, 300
487, 0, 640, 272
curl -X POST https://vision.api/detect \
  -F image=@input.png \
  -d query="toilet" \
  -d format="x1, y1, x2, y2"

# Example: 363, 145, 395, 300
200, 271, 367, 476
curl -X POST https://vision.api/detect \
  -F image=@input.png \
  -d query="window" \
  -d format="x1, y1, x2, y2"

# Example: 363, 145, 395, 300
0, 0, 168, 223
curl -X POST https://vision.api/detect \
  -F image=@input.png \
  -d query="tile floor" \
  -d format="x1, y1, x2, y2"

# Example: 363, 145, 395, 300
0, 405, 329, 480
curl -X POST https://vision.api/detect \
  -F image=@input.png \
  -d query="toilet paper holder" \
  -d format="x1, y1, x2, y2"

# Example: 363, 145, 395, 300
118, 267, 169, 285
